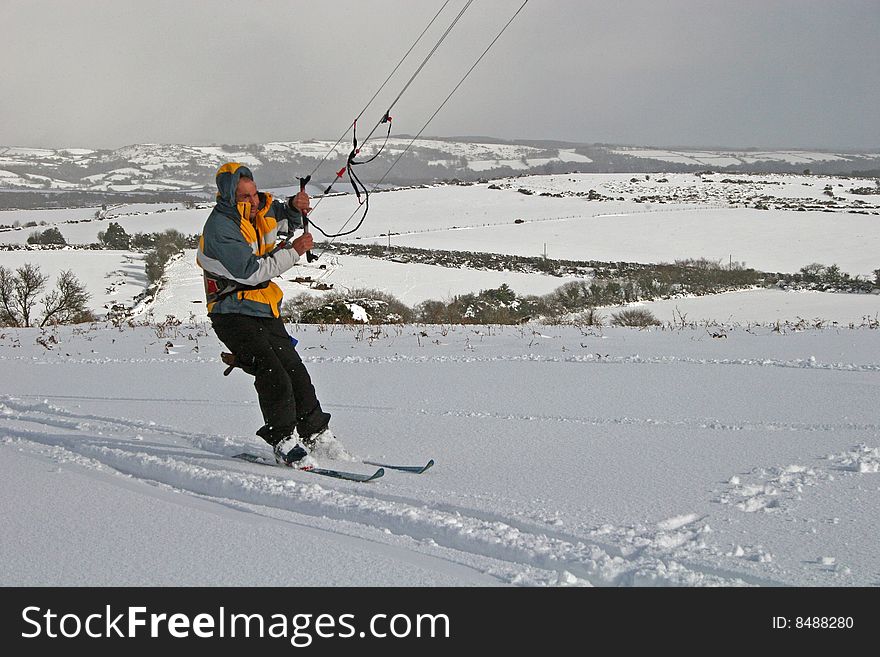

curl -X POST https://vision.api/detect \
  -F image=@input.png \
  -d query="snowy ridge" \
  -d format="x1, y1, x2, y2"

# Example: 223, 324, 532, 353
611, 147, 877, 167
2, 141, 879, 194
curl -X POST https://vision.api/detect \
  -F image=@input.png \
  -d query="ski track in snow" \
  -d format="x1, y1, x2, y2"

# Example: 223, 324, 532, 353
6, 391, 879, 440
0, 395, 809, 587
4, 394, 878, 586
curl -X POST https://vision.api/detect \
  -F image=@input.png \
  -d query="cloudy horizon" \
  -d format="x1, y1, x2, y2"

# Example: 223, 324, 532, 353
2, 0, 878, 151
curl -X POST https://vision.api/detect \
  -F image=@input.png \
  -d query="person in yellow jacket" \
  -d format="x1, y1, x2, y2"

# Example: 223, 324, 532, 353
197, 162, 331, 466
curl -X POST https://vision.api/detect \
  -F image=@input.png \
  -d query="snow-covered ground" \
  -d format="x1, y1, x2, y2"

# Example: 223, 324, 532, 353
1, 322, 878, 586
0, 250, 147, 317
0, 203, 201, 244
2, 172, 878, 324
616, 289, 879, 327
1, 172, 879, 587
352, 204, 879, 275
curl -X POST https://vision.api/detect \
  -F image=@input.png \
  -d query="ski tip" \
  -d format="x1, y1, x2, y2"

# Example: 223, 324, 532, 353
369, 467, 385, 481
422, 459, 435, 472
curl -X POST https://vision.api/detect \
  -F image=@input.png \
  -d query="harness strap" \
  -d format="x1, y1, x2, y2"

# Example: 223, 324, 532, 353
205, 272, 270, 307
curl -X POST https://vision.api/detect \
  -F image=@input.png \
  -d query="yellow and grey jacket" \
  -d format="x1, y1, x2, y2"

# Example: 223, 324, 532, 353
196, 162, 304, 318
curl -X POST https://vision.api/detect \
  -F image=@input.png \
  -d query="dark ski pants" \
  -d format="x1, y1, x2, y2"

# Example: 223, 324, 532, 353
210, 314, 330, 445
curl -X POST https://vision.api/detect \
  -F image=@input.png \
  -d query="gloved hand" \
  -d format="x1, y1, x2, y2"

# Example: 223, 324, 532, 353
288, 232, 314, 255
289, 190, 311, 215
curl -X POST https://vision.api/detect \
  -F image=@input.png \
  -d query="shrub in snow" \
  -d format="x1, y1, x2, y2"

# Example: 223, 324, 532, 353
97, 222, 131, 249
283, 288, 412, 325
611, 308, 661, 327
26, 226, 67, 245
415, 284, 530, 324
300, 300, 355, 324
577, 307, 605, 327
767, 262, 878, 293
143, 230, 191, 284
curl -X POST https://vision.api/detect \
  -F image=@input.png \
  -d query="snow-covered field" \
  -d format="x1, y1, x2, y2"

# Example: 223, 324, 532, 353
0, 249, 147, 317
627, 288, 880, 327
2, 172, 878, 324
352, 204, 879, 275
1, 322, 878, 586
1, 172, 879, 588
611, 147, 879, 167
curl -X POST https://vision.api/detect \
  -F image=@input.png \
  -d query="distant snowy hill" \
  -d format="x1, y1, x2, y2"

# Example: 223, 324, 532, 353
1, 139, 878, 204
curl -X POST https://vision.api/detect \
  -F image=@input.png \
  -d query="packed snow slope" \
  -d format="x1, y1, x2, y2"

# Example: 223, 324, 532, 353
1, 322, 878, 586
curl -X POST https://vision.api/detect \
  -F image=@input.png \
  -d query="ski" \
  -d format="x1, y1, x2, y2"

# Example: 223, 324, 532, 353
363, 458, 435, 474
232, 453, 384, 483
309, 465, 384, 483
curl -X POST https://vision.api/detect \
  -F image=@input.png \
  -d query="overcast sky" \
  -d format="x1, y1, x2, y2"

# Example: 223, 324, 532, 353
2, 0, 878, 151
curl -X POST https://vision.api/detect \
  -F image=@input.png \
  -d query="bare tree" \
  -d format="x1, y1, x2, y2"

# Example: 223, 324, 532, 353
0, 263, 48, 327
0, 264, 91, 327
0, 266, 18, 325
40, 270, 92, 326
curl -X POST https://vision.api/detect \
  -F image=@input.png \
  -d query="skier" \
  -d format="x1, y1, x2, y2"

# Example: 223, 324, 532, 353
197, 162, 332, 467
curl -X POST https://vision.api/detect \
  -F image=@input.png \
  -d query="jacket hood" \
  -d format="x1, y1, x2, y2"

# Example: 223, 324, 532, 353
215, 162, 254, 208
